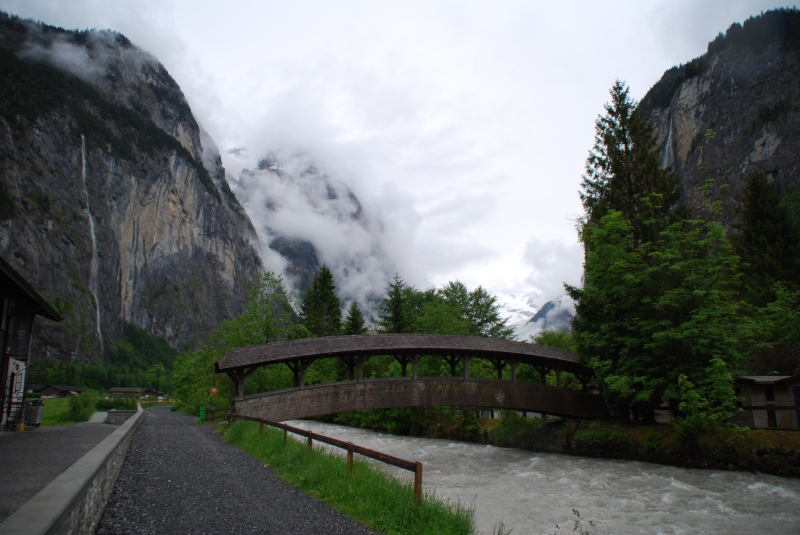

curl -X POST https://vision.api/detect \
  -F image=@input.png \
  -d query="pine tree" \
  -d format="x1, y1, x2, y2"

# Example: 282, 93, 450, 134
733, 172, 800, 307
580, 80, 683, 245
300, 265, 342, 337
342, 301, 368, 335
377, 274, 413, 333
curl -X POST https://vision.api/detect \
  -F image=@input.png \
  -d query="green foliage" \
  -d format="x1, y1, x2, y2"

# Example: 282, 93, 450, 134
580, 80, 684, 245
749, 284, 800, 375
42, 322, 176, 392
342, 301, 368, 335
572, 421, 626, 448
223, 420, 475, 535
733, 172, 800, 306
66, 393, 95, 423
301, 264, 342, 337
492, 410, 548, 449
677, 357, 740, 428
172, 272, 301, 414
571, 211, 747, 417
532, 330, 577, 352
377, 274, 414, 333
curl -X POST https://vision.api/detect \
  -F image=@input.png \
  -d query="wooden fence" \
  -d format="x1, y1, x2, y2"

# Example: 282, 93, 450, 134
227, 413, 424, 502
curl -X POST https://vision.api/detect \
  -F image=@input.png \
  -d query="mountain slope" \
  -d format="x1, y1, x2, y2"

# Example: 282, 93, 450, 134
642, 8, 800, 222
0, 13, 261, 361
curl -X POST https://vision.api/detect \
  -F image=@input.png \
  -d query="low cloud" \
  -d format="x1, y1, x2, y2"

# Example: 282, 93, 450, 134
521, 238, 584, 307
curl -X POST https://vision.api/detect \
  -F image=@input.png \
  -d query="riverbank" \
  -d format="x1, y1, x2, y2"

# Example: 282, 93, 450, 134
490, 413, 800, 478
221, 420, 475, 535
328, 408, 800, 478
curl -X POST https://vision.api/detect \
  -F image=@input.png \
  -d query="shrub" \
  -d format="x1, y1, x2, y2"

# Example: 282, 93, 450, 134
65, 393, 94, 423
96, 397, 137, 410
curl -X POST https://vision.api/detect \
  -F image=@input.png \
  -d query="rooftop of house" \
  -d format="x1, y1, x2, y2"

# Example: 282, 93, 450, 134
737, 375, 800, 385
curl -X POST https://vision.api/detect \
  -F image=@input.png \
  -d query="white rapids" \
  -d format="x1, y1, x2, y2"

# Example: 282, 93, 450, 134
285, 420, 800, 535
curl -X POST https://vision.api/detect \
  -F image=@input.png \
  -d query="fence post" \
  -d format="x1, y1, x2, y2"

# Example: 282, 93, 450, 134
347, 443, 354, 472
259, 422, 264, 436
413, 462, 423, 504
308, 436, 313, 450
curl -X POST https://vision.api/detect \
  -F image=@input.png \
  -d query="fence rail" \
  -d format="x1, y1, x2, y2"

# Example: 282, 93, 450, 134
228, 413, 423, 502
204, 407, 232, 421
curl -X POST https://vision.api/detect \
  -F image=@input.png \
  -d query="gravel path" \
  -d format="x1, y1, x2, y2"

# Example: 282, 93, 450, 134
0, 421, 117, 522
97, 407, 373, 535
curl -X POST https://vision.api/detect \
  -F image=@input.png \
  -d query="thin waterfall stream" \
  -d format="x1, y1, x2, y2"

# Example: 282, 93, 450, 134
80, 136, 104, 360
286, 420, 800, 535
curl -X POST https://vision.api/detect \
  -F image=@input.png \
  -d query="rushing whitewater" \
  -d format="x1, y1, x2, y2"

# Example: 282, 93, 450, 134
80, 136, 103, 359
287, 420, 800, 534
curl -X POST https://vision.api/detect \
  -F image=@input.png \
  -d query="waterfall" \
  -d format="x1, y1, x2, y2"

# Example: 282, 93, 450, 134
81, 136, 104, 361
662, 113, 675, 168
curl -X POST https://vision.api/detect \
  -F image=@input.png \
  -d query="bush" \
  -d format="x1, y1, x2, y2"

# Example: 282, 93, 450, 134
65, 393, 95, 423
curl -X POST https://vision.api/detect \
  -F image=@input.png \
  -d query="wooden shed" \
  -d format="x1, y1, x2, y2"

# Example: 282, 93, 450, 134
38, 385, 84, 398
109, 387, 146, 399
732, 375, 800, 429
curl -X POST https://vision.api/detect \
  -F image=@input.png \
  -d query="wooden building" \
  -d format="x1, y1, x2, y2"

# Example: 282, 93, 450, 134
38, 385, 84, 398
732, 375, 800, 429
0, 256, 63, 428
108, 387, 146, 399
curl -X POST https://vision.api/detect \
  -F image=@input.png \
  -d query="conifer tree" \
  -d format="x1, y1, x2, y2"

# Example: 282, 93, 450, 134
733, 171, 800, 307
580, 80, 683, 245
342, 301, 368, 335
300, 264, 342, 337
377, 274, 413, 333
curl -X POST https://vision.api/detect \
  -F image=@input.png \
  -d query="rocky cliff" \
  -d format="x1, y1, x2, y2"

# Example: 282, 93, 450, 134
642, 9, 800, 221
0, 13, 261, 361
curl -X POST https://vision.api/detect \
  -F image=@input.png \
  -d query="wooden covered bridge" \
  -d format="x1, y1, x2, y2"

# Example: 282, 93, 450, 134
216, 334, 608, 421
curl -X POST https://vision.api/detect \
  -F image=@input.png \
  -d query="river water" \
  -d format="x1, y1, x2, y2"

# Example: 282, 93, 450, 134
285, 420, 800, 535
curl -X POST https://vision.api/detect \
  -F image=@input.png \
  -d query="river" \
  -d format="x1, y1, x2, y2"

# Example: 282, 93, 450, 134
285, 420, 800, 535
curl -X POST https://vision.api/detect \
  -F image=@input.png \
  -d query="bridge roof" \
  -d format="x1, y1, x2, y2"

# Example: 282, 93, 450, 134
216, 333, 589, 375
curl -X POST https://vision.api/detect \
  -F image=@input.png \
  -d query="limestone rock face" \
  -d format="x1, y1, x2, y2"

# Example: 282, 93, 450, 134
643, 15, 800, 222
0, 14, 261, 361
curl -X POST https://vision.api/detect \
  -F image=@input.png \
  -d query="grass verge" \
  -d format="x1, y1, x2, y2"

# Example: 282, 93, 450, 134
222, 420, 475, 535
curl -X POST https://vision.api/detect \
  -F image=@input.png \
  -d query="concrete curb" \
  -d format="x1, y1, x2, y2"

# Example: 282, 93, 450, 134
0, 404, 145, 535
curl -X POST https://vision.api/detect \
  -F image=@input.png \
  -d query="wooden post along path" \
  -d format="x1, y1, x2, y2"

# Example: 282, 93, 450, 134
230, 414, 424, 504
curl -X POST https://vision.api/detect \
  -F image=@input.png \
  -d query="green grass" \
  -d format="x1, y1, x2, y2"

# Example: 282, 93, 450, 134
41, 397, 75, 426
222, 420, 475, 535
41, 394, 95, 426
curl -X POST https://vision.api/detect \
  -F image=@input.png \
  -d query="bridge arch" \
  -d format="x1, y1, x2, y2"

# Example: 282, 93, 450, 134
215, 334, 607, 421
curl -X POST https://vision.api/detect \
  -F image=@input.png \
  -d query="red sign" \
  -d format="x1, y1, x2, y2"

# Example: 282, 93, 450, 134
209, 386, 219, 396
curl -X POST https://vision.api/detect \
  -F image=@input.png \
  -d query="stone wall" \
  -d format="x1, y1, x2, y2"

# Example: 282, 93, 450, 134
106, 410, 137, 425
0, 405, 143, 535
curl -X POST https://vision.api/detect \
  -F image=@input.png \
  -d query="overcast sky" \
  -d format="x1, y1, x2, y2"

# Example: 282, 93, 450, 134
1, 0, 790, 309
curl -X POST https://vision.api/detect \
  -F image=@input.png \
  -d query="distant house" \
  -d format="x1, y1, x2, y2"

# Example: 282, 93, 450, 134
144, 388, 165, 398
39, 385, 84, 398
732, 375, 800, 429
109, 387, 146, 399
25, 384, 45, 394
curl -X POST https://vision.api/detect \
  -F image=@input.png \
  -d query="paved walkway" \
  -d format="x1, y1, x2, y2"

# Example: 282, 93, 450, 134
0, 420, 117, 523
97, 407, 373, 535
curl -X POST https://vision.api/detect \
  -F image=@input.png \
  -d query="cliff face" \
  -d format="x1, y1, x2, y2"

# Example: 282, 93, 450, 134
0, 13, 261, 361
643, 9, 800, 221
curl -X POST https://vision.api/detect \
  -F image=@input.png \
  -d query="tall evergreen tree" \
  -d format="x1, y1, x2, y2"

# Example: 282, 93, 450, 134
377, 274, 414, 333
580, 80, 684, 245
300, 265, 342, 337
733, 171, 800, 307
342, 301, 368, 335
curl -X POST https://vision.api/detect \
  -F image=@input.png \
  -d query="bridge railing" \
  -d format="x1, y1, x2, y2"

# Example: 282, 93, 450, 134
228, 413, 424, 503
203, 406, 233, 421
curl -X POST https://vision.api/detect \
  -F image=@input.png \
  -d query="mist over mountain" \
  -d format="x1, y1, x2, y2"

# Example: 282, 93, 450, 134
230, 152, 418, 313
